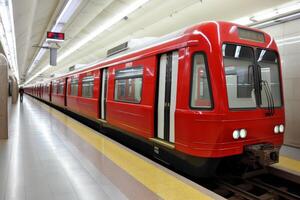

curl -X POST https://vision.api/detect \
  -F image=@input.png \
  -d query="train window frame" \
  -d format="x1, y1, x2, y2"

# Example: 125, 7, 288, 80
222, 43, 257, 110
70, 77, 79, 96
256, 48, 283, 108
189, 52, 214, 110
81, 75, 94, 98
114, 66, 143, 104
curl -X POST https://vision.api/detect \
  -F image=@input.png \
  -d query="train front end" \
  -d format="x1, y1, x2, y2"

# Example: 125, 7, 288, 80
176, 21, 285, 174
220, 27, 285, 169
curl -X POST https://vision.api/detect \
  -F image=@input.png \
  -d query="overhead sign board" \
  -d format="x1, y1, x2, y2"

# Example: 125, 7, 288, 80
46, 32, 65, 42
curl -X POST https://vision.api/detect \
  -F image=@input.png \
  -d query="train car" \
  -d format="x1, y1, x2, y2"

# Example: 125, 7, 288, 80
66, 70, 100, 119
25, 21, 285, 177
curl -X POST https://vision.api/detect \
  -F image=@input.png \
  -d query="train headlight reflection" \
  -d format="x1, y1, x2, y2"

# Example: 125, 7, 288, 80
233, 130, 240, 140
239, 129, 247, 139
274, 125, 279, 134
279, 124, 284, 133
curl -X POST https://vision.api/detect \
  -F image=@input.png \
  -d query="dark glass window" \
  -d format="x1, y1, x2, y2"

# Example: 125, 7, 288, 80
190, 53, 212, 108
70, 77, 79, 96
114, 67, 143, 103
57, 82, 64, 94
53, 83, 58, 94
223, 44, 256, 108
257, 49, 282, 107
82, 76, 94, 98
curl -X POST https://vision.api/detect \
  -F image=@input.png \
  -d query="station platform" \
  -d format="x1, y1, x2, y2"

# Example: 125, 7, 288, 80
272, 144, 300, 176
0, 96, 223, 200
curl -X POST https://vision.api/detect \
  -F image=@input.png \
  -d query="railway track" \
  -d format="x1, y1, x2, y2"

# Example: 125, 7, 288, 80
201, 167, 300, 200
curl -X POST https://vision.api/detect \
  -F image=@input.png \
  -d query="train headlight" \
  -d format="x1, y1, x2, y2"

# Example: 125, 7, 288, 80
279, 124, 284, 133
239, 129, 247, 139
274, 125, 279, 134
233, 130, 240, 140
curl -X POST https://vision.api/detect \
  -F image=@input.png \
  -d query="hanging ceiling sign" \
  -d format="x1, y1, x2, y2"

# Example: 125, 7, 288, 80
46, 32, 65, 42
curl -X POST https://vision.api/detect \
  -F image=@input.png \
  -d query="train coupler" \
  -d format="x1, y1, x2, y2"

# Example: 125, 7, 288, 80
244, 143, 280, 167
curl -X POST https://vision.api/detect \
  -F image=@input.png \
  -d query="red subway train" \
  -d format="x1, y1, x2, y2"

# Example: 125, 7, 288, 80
25, 21, 285, 177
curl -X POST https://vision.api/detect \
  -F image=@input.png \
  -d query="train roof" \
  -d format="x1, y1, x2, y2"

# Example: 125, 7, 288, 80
50, 21, 274, 81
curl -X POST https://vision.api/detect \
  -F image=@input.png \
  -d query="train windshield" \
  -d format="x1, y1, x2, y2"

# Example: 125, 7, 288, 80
222, 44, 282, 109
257, 49, 282, 107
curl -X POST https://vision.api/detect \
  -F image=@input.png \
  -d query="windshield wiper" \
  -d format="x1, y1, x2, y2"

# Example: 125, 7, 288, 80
251, 64, 262, 106
261, 80, 275, 116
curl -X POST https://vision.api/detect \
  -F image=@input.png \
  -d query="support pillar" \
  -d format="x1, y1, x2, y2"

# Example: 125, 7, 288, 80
0, 54, 8, 139
11, 76, 18, 104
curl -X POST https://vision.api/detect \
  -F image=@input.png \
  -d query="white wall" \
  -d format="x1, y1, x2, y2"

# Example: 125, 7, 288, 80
262, 19, 300, 147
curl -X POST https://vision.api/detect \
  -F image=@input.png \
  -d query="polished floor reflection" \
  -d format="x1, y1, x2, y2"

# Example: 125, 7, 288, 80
0, 97, 132, 200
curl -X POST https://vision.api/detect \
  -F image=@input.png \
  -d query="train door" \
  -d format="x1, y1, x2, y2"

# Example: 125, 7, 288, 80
64, 78, 68, 106
156, 51, 178, 143
49, 82, 52, 102
100, 68, 108, 120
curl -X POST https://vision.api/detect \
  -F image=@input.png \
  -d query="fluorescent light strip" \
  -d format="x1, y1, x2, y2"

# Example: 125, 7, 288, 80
27, 48, 47, 74
253, 2, 300, 21
251, 20, 275, 28
233, 0, 300, 25
276, 12, 300, 21
25, 0, 150, 85
0, 0, 19, 81
277, 39, 300, 46
25, 65, 51, 85
234, 46, 241, 58
58, 0, 150, 62
232, 17, 252, 26
53, 0, 81, 31
276, 35, 300, 43
8, 0, 19, 80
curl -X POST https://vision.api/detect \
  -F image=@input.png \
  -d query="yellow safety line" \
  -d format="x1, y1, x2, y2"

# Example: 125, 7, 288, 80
275, 156, 300, 173
38, 103, 214, 200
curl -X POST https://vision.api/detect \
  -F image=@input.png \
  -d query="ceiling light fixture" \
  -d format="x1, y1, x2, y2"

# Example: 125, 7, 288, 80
277, 39, 300, 46
276, 35, 300, 43
26, 0, 81, 75
0, 0, 19, 81
53, 0, 81, 32
233, 0, 300, 26
24, 0, 150, 86
57, 0, 150, 62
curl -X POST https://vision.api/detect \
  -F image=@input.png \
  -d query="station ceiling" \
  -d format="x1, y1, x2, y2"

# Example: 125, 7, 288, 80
11, 0, 295, 84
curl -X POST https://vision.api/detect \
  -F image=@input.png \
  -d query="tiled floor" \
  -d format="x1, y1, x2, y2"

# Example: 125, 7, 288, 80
0, 96, 221, 200
0, 97, 147, 200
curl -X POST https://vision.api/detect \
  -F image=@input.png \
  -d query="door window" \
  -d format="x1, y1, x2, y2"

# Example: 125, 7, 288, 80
190, 53, 213, 109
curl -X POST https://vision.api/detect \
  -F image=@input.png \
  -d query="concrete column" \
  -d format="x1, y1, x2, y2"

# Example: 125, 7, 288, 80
0, 54, 8, 139
11, 76, 18, 104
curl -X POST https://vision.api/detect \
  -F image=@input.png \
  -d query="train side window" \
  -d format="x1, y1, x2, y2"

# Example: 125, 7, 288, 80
70, 77, 79, 96
53, 84, 58, 94
82, 76, 94, 98
190, 53, 213, 109
57, 82, 64, 94
114, 66, 143, 103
